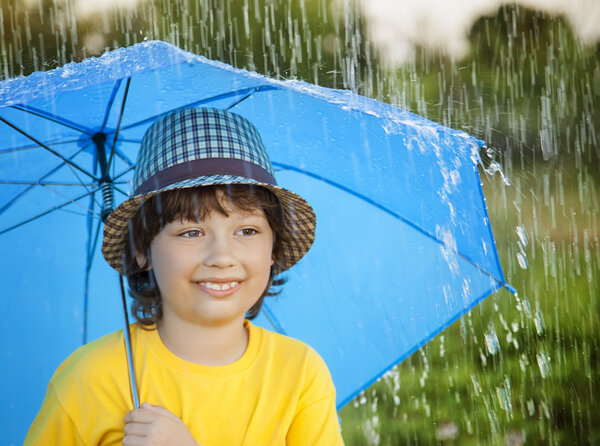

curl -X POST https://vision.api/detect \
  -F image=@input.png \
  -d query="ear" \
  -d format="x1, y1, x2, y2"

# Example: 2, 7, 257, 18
135, 251, 152, 271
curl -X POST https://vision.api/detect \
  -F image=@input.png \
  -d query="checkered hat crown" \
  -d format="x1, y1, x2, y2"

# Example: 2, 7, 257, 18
134, 108, 274, 192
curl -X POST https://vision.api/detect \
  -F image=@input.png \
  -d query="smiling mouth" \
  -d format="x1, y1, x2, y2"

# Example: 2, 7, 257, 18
201, 281, 239, 291
195, 280, 242, 297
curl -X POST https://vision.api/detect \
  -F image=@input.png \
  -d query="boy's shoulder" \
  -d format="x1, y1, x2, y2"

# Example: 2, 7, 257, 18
254, 323, 337, 408
50, 328, 129, 391
253, 323, 330, 372
256, 322, 311, 351
34, 329, 137, 438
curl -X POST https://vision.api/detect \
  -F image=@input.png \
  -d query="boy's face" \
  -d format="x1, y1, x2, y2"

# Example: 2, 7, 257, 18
140, 194, 274, 329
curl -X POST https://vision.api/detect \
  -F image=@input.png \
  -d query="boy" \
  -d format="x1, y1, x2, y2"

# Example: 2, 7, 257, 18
25, 107, 344, 445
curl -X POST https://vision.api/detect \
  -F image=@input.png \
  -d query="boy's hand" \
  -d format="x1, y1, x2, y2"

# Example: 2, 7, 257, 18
123, 402, 199, 446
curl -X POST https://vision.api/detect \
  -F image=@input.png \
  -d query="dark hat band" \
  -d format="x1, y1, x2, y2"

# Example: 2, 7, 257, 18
134, 157, 277, 195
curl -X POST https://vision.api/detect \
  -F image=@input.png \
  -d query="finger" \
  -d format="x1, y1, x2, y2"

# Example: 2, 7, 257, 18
124, 408, 156, 424
142, 402, 179, 419
123, 422, 150, 437
122, 434, 146, 446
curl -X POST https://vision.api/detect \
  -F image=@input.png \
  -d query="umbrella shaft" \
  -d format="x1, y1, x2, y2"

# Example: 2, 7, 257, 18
119, 274, 140, 409
100, 182, 114, 222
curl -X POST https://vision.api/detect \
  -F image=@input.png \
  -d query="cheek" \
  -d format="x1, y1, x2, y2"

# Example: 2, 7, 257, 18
149, 245, 182, 286
242, 240, 273, 278
258, 241, 275, 275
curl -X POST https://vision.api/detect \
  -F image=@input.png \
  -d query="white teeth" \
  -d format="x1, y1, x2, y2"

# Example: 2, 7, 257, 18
202, 281, 239, 291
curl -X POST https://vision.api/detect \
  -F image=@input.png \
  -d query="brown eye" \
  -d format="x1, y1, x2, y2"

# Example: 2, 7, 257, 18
181, 230, 201, 238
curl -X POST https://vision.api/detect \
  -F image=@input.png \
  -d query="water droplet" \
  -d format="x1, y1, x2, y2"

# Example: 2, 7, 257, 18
361, 414, 380, 446
515, 224, 529, 247
516, 251, 529, 269
519, 353, 529, 372
436, 421, 459, 441
516, 297, 533, 319
540, 401, 551, 419
484, 323, 500, 355
526, 399, 536, 416
496, 385, 513, 418
471, 374, 482, 396
534, 308, 545, 336
479, 348, 488, 367
536, 352, 551, 378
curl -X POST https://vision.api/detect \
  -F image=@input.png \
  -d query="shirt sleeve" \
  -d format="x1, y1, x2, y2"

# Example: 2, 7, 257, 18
23, 383, 86, 446
285, 347, 345, 445
286, 393, 345, 445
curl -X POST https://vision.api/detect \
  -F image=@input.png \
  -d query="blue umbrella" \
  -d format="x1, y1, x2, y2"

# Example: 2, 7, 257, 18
0, 41, 514, 443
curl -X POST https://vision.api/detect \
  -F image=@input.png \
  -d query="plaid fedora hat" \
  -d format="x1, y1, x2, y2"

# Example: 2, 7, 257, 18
102, 107, 316, 274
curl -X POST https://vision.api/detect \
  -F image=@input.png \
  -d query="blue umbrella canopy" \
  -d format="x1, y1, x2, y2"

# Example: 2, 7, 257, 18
0, 41, 513, 442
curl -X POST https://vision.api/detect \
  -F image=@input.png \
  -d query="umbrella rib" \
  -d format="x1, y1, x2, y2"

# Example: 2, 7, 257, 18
58, 207, 98, 218
110, 85, 280, 134
225, 90, 257, 110
0, 181, 98, 186
106, 78, 131, 172
39, 182, 102, 214
113, 165, 135, 181
86, 193, 100, 264
83, 196, 103, 345
113, 185, 129, 198
100, 79, 123, 132
0, 188, 101, 235
0, 138, 83, 154
0, 145, 90, 216
86, 212, 103, 272
113, 146, 135, 167
63, 157, 103, 208
0, 116, 98, 181
183, 85, 279, 114
109, 166, 135, 198
9, 105, 95, 135
273, 161, 507, 287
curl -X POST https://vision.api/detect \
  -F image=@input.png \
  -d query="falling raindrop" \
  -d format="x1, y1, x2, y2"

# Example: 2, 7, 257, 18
533, 305, 545, 336
515, 224, 528, 248
516, 251, 529, 269
536, 351, 551, 378
484, 323, 500, 355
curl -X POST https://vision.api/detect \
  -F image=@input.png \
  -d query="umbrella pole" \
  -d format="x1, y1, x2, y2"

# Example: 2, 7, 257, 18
119, 274, 140, 409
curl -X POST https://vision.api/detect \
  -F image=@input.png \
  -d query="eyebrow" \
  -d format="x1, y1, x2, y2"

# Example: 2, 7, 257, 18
174, 212, 267, 224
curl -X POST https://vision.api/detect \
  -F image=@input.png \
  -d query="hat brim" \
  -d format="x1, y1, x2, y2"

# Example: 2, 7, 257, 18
101, 175, 316, 274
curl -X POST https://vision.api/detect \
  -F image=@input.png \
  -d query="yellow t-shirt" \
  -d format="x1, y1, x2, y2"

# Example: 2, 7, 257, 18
25, 320, 344, 445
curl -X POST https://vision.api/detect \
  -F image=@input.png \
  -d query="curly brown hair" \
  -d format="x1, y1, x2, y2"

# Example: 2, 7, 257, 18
123, 184, 289, 327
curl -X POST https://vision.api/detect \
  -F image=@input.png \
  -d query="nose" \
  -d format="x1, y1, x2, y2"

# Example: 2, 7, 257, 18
202, 233, 236, 269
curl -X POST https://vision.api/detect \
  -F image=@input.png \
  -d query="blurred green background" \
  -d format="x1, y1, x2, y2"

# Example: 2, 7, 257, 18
1, 0, 598, 444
